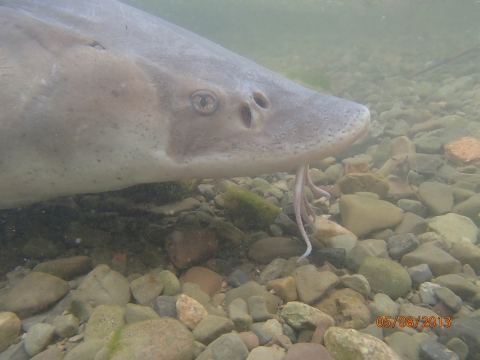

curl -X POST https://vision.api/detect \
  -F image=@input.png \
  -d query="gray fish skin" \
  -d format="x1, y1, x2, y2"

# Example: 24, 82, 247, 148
0, 0, 370, 210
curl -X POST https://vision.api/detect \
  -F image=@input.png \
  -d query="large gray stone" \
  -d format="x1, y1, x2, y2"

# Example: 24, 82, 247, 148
3, 272, 69, 319
101, 318, 194, 360
358, 257, 411, 300
428, 213, 478, 245
401, 243, 462, 276
339, 195, 403, 237
418, 182, 453, 215
325, 327, 402, 360
70, 265, 131, 322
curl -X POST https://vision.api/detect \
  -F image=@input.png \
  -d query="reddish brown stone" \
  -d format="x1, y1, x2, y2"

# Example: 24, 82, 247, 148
445, 136, 480, 166
182, 266, 223, 297
165, 225, 218, 269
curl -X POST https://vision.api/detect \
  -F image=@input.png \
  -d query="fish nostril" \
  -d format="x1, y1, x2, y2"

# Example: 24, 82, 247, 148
252, 92, 269, 109
241, 105, 252, 129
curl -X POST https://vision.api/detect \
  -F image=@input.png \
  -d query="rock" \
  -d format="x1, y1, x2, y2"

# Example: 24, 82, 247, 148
226, 269, 250, 288
84, 305, 125, 341
398, 304, 441, 331
104, 318, 195, 360
340, 274, 371, 297
445, 136, 480, 166
149, 197, 201, 216
312, 247, 347, 269
445, 338, 468, 360
63, 339, 106, 360
449, 242, 480, 274
183, 267, 223, 297
150, 296, 177, 318
358, 257, 412, 300
3, 272, 69, 319
284, 343, 333, 360
439, 317, 480, 360
156, 270, 182, 296
196, 333, 249, 360
193, 315, 235, 345
325, 164, 343, 183
414, 135, 443, 154
394, 212, 429, 236
224, 185, 282, 229
418, 182, 453, 215
346, 239, 389, 272
238, 331, 259, 351
428, 213, 478, 245
32, 256, 92, 280
311, 216, 356, 249
434, 274, 480, 300
409, 120, 442, 137
266, 276, 297, 302
385, 332, 420, 360
225, 281, 279, 314
30, 346, 64, 360
390, 136, 415, 155
0, 311, 21, 352
246, 345, 286, 360
401, 243, 462, 276
325, 234, 357, 252
52, 314, 79, 338
130, 273, 164, 306
247, 237, 305, 264
325, 327, 402, 359
453, 193, 480, 225
387, 233, 420, 260
165, 225, 218, 269
332, 294, 371, 330
339, 194, 403, 237
368, 293, 399, 320
24, 323, 55, 356
281, 301, 334, 331
22, 238, 59, 259
208, 219, 245, 249
124, 303, 159, 324
385, 119, 410, 137
418, 282, 439, 305
250, 327, 273, 346
338, 172, 390, 198
176, 294, 208, 330
227, 298, 252, 332
420, 338, 460, 360
181, 284, 223, 317
407, 264, 433, 286
434, 287, 462, 312
248, 295, 271, 322
257, 258, 287, 284
397, 199, 427, 218
69, 265, 131, 322
292, 265, 339, 305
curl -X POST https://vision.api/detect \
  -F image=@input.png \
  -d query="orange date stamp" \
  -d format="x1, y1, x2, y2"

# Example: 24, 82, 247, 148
376, 315, 451, 328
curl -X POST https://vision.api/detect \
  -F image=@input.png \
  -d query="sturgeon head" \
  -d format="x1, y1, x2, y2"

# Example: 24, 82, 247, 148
0, 0, 371, 258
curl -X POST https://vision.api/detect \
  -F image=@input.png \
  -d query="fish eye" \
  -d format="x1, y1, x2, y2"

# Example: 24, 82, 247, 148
190, 90, 218, 115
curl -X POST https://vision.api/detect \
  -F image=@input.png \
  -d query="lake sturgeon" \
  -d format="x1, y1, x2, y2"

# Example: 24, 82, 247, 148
0, 0, 370, 260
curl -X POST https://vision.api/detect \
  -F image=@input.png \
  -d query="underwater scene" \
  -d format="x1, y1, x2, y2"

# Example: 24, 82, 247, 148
0, 0, 480, 359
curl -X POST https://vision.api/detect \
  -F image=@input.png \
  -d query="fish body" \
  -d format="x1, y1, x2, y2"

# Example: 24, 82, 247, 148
0, 0, 370, 210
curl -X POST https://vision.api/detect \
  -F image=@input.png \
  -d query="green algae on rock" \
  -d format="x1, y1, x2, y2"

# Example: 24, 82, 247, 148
224, 185, 281, 229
